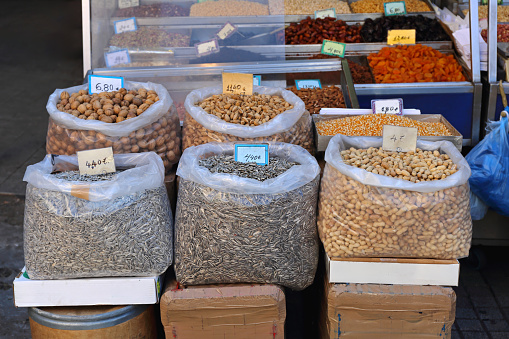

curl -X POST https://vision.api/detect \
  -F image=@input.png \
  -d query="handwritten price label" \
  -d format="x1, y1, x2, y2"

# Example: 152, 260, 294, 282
382, 125, 417, 153
315, 8, 336, 19
384, 2, 407, 16
321, 39, 346, 58
295, 79, 322, 90
118, 0, 139, 9
234, 144, 269, 165
77, 147, 116, 176
371, 98, 403, 115
195, 39, 220, 57
216, 22, 237, 40
223, 72, 253, 96
114, 17, 137, 34
88, 75, 124, 94
387, 29, 416, 45
104, 49, 130, 67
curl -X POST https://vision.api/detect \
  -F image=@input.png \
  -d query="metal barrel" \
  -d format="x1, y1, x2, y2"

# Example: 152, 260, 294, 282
28, 304, 149, 331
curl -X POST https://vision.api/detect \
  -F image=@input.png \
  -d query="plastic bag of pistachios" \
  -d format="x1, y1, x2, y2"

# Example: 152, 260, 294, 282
22, 152, 173, 279
318, 134, 472, 260
46, 81, 181, 171
182, 85, 314, 154
174, 142, 320, 290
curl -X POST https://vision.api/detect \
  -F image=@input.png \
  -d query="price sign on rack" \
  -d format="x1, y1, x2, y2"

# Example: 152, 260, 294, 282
321, 39, 346, 57
295, 79, 322, 89
223, 72, 253, 96
77, 147, 116, 175
216, 22, 237, 40
195, 39, 220, 57
387, 29, 416, 45
113, 17, 137, 34
253, 75, 261, 86
382, 125, 417, 152
104, 49, 131, 68
88, 75, 124, 94
384, 2, 407, 16
371, 98, 403, 115
235, 144, 269, 165
118, 0, 139, 9
315, 8, 336, 19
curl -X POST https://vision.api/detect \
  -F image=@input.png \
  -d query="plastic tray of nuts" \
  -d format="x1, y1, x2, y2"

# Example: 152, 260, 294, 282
317, 134, 472, 260
313, 114, 463, 152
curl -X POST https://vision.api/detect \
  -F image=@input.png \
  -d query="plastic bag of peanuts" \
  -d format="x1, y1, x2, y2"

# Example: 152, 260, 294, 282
46, 81, 181, 171
182, 85, 314, 154
318, 134, 472, 260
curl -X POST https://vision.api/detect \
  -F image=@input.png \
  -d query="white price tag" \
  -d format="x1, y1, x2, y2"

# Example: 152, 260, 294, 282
315, 8, 336, 19
253, 75, 261, 86
104, 49, 131, 67
77, 147, 116, 175
234, 144, 269, 165
295, 79, 322, 90
195, 39, 220, 57
118, 0, 139, 9
371, 98, 403, 115
382, 125, 417, 153
88, 75, 124, 94
114, 17, 137, 34
216, 22, 237, 40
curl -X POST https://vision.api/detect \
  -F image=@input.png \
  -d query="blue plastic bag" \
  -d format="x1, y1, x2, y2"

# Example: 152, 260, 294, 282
466, 115, 509, 218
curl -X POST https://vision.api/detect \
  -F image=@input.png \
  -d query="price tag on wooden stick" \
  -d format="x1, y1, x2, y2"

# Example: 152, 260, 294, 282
235, 144, 269, 165
315, 8, 336, 19
104, 49, 130, 67
195, 39, 220, 57
295, 79, 322, 89
382, 125, 417, 152
384, 2, 407, 16
88, 75, 124, 94
118, 0, 139, 9
371, 98, 403, 115
113, 17, 137, 34
223, 72, 253, 96
321, 39, 346, 57
216, 22, 237, 40
387, 29, 416, 45
77, 147, 116, 175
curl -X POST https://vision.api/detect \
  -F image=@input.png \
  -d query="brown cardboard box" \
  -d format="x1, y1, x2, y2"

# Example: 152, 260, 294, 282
160, 280, 286, 339
164, 170, 176, 215
322, 283, 456, 339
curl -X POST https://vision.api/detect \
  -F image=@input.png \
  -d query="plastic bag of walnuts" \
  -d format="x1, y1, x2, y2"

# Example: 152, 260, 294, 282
318, 135, 472, 260
46, 81, 181, 171
182, 85, 314, 154
174, 142, 320, 290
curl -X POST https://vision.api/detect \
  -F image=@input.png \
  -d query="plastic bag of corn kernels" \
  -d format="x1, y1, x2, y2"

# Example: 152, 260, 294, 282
182, 85, 314, 154
46, 81, 181, 171
318, 134, 472, 260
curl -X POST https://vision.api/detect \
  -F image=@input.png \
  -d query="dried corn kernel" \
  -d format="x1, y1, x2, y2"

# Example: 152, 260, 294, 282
315, 114, 453, 137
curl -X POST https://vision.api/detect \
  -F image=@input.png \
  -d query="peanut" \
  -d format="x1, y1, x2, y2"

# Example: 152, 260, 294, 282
317, 165, 472, 259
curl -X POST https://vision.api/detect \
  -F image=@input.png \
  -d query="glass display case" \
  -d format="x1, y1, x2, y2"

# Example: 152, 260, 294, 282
82, 0, 482, 145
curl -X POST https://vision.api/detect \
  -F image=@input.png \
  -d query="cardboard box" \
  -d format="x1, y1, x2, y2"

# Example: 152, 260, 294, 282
13, 268, 162, 307
326, 256, 460, 286
322, 283, 456, 339
160, 280, 285, 339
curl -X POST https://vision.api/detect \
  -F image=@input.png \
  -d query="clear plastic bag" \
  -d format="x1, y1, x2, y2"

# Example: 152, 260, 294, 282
23, 152, 173, 279
174, 142, 320, 290
466, 116, 509, 217
182, 85, 314, 153
318, 135, 472, 259
46, 81, 181, 170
